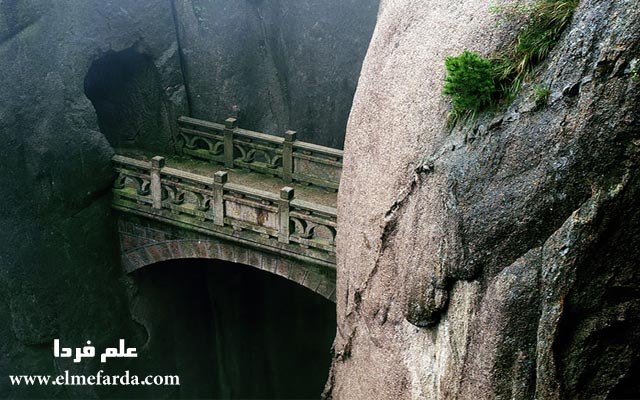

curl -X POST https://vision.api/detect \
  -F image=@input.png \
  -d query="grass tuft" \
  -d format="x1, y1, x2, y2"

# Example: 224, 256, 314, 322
443, 0, 579, 125
494, 0, 578, 101
533, 84, 551, 108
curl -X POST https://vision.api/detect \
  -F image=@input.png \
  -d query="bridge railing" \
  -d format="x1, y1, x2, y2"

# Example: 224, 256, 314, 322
112, 155, 337, 259
176, 116, 342, 191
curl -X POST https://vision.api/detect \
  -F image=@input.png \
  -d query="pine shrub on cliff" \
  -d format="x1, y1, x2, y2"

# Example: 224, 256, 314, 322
443, 50, 496, 118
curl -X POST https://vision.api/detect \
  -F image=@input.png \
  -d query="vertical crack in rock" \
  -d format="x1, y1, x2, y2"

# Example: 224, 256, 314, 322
535, 174, 632, 398
169, 0, 193, 115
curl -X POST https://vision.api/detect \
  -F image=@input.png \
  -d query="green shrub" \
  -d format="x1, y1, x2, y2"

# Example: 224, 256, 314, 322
443, 51, 496, 115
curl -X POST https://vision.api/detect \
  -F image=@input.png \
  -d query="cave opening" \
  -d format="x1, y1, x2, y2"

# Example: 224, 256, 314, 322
84, 47, 169, 152
131, 258, 336, 399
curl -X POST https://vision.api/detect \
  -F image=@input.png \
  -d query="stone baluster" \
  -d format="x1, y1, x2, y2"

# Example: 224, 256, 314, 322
283, 130, 296, 183
213, 171, 228, 226
150, 156, 165, 210
224, 117, 237, 168
278, 187, 294, 243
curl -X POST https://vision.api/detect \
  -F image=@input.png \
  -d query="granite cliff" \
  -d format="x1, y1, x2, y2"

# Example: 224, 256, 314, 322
328, 0, 640, 398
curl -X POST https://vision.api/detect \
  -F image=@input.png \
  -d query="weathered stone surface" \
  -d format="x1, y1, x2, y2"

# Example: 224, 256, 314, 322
172, 0, 379, 148
1, 0, 367, 397
329, 0, 640, 398
0, 1, 185, 398
117, 218, 337, 301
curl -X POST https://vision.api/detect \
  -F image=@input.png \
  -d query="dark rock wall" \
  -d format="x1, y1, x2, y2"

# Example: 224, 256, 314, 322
0, 1, 184, 398
0, 0, 375, 398
172, 0, 378, 148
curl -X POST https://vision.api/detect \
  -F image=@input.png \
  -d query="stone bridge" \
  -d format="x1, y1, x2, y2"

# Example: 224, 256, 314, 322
112, 117, 342, 301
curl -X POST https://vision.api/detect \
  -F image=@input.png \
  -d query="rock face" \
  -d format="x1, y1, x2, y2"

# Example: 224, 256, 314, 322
172, 0, 378, 148
0, 1, 185, 398
0, 0, 373, 398
328, 0, 640, 398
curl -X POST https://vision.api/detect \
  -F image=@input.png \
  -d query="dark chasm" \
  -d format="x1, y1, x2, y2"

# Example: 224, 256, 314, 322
130, 259, 336, 399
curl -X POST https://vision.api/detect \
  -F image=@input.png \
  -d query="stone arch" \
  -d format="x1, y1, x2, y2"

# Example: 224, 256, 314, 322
121, 239, 336, 302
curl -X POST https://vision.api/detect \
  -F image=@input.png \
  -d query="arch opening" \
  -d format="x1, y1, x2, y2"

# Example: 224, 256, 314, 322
119, 236, 336, 302
130, 258, 336, 399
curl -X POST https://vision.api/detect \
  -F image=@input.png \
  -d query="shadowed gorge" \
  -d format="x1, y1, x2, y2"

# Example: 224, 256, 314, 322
132, 258, 336, 399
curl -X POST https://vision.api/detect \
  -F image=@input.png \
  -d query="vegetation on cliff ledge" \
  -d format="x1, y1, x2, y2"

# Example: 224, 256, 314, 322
443, 0, 579, 124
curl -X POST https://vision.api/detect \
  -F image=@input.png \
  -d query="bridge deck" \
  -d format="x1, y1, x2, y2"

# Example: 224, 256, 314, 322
115, 148, 337, 209
112, 116, 342, 275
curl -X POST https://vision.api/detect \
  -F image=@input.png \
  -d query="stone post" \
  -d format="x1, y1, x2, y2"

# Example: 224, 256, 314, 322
224, 117, 237, 168
283, 130, 296, 183
213, 171, 228, 226
278, 187, 294, 243
150, 156, 165, 210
